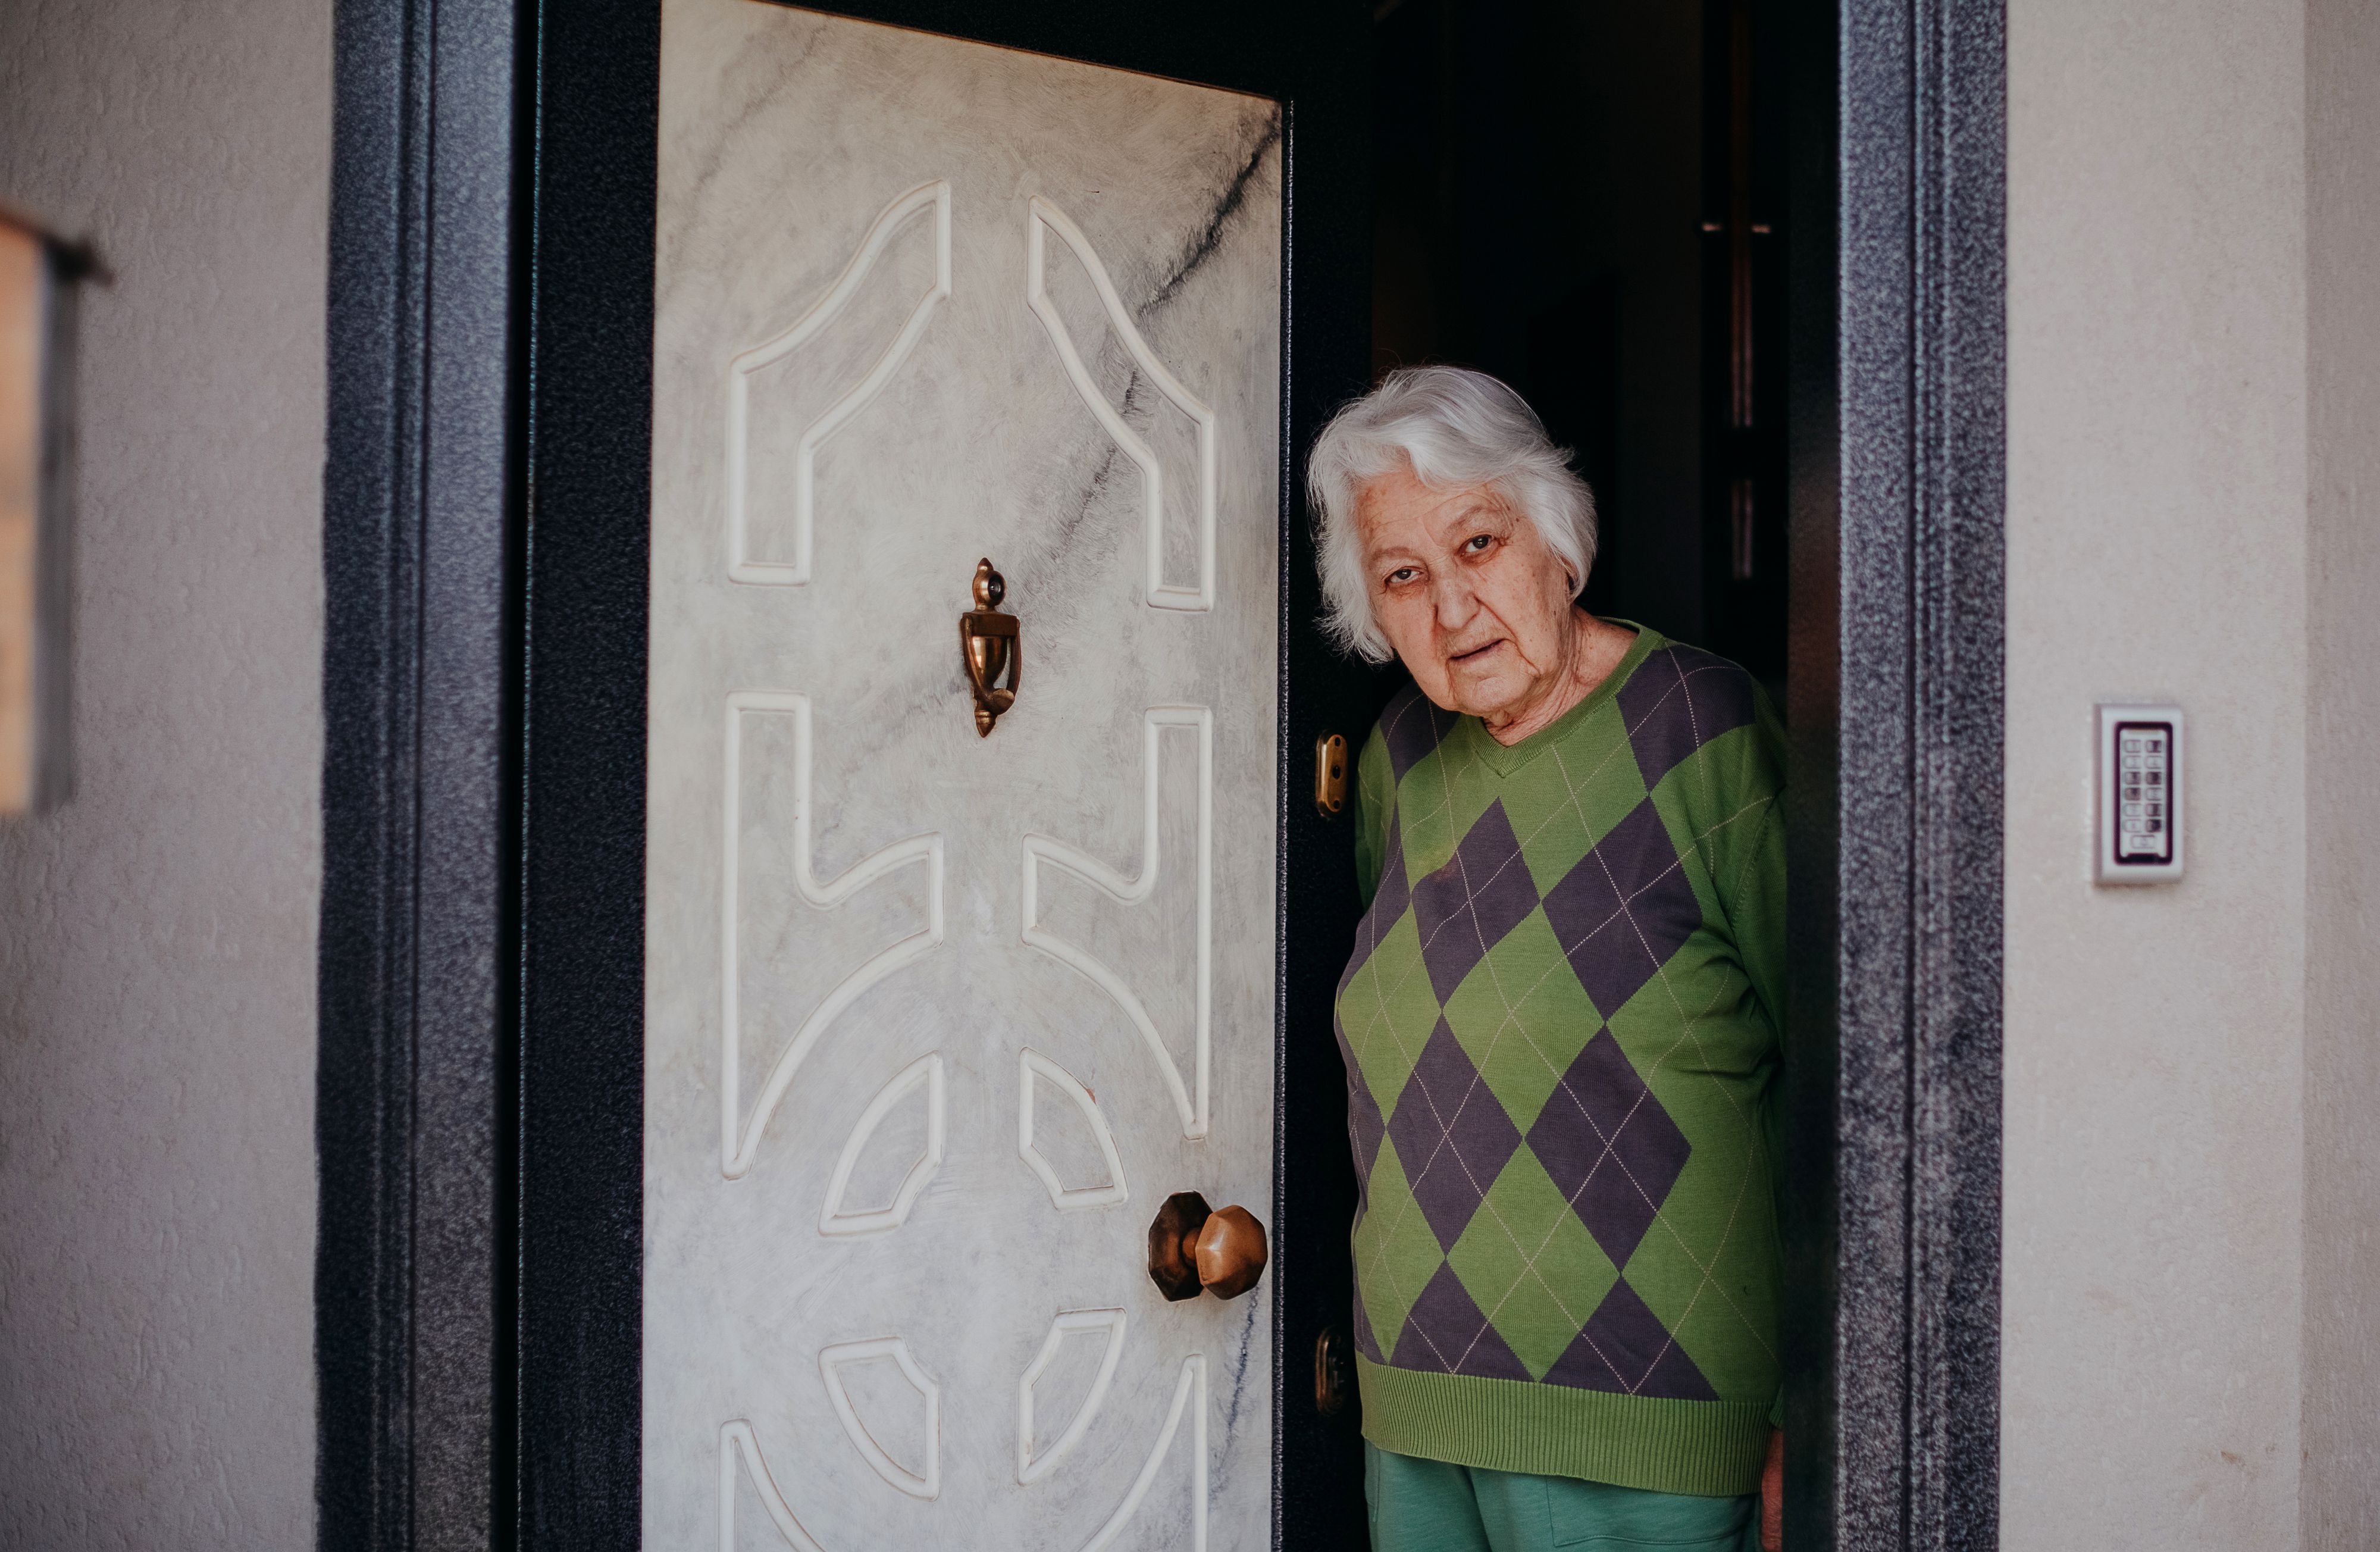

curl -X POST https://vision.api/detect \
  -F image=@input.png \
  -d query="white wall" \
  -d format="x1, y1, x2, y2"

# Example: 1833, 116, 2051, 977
2302, 0, 2380, 1542
2005, 0, 2309, 1545
0, 0, 327, 1545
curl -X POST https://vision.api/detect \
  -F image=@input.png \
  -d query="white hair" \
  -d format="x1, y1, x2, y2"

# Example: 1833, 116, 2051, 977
1305, 366, 1598, 664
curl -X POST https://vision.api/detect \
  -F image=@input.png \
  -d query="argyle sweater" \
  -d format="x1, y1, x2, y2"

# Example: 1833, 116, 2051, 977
1334, 625, 1787, 1498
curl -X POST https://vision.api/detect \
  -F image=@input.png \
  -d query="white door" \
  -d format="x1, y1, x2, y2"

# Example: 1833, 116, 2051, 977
643, 6, 1282, 1550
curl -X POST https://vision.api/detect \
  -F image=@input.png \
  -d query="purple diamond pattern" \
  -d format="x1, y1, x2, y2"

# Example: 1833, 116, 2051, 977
1333, 656, 1775, 1406
1526, 1028, 1692, 1266
1392, 1263, 1532, 1381
1337, 1016, 1389, 1204
1543, 1278, 1718, 1400
1385, 1019, 1524, 1250
1615, 644, 1757, 788
1410, 800, 1540, 1004
1338, 809, 1411, 995
1538, 799, 1701, 1019
1380, 683, 1463, 780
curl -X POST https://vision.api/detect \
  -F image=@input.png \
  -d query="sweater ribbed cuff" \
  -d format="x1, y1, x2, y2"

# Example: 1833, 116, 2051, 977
1355, 1356, 1773, 1498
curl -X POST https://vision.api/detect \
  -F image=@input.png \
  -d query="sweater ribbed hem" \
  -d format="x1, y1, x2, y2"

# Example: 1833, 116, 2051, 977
1356, 1356, 1772, 1498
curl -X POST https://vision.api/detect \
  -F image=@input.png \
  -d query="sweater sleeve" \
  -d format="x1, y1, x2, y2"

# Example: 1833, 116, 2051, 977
1712, 691, 1789, 1048
1715, 695, 1790, 1439
1351, 724, 1395, 910
1724, 799, 1788, 1051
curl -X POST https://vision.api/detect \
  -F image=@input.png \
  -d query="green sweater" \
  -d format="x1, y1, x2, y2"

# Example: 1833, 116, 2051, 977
1335, 624, 1787, 1498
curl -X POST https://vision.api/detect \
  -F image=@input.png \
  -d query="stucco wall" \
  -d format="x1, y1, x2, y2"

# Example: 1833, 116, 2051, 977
0, 0, 327, 1545
2005, 0, 2309, 1545
2302, 0, 2380, 1542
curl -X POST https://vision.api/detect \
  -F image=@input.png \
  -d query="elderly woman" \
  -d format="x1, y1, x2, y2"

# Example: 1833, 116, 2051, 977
1314, 368, 1786, 1552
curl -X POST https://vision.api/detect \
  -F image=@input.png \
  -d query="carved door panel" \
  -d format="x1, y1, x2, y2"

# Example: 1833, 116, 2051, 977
643, 5, 1281, 1549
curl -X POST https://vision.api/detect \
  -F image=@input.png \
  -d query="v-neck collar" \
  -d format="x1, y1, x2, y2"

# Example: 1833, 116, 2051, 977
1451, 619, 1661, 779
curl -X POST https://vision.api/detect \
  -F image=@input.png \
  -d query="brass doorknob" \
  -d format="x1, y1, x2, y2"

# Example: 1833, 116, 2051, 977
1314, 1323, 1357, 1416
1147, 1191, 1269, 1301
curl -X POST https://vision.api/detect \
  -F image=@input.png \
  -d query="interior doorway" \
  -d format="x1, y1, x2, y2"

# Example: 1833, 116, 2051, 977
1368, 0, 1787, 689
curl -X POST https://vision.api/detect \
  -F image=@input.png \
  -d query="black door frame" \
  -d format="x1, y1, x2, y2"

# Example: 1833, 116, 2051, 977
1785, 4, 2003, 1547
314, 2, 2002, 1548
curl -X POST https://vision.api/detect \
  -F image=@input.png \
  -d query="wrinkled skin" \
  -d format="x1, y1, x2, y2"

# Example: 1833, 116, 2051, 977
1355, 464, 1636, 745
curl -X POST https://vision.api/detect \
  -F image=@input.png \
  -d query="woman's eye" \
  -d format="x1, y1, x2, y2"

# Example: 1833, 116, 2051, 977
1386, 568, 1418, 586
1463, 533, 1494, 553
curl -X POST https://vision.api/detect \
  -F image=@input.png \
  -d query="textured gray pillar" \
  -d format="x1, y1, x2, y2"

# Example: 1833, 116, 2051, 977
1785, 1, 2004, 1548
317, 0, 516, 1547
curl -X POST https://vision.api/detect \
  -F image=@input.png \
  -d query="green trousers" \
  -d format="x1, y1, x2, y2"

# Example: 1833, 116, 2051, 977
1364, 1443, 1758, 1552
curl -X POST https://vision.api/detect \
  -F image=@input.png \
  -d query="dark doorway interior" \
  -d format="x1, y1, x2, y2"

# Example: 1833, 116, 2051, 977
1370, 0, 1787, 686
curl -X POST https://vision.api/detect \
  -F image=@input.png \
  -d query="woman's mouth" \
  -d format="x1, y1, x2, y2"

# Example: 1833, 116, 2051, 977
1449, 640, 1504, 665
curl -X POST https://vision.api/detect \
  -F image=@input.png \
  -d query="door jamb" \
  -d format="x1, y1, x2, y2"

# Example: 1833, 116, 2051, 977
315, 0, 522, 1545
1786, 2, 2005, 1548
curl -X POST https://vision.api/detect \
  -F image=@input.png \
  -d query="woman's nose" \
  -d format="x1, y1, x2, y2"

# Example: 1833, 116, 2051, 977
1432, 575, 1477, 630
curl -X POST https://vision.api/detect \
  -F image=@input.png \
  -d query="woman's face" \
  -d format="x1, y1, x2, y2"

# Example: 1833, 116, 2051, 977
1355, 464, 1582, 724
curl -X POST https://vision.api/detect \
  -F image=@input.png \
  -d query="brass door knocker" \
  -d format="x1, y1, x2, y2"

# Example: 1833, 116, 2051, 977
959, 558, 1019, 737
